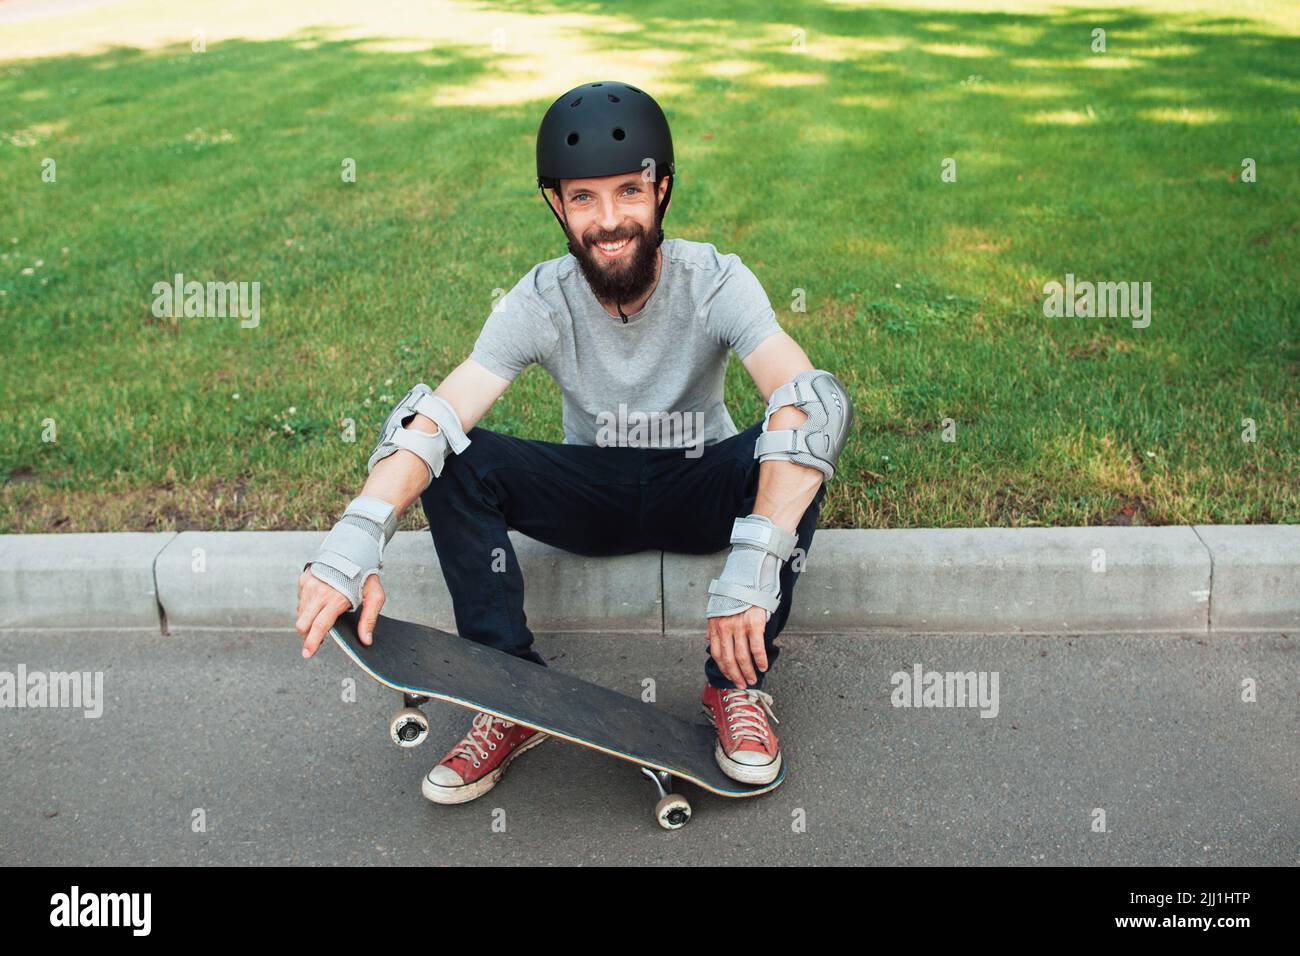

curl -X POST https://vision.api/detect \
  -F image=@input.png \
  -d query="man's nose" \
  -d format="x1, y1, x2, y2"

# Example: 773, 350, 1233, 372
595, 197, 625, 233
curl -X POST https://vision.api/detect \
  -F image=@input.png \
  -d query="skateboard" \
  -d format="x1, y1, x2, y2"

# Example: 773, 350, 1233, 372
329, 611, 784, 829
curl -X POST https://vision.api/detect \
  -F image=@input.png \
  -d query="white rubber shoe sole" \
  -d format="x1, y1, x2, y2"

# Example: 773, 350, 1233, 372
714, 742, 783, 785
421, 732, 549, 805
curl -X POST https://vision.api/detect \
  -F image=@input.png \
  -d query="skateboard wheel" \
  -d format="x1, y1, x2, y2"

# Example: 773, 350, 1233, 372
389, 707, 429, 748
654, 794, 692, 830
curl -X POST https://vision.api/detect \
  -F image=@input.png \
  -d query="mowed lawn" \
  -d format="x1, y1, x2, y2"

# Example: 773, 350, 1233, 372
0, 0, 1296, 533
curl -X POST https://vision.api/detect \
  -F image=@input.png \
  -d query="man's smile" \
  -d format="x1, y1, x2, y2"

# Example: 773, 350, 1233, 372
593, 236, 634, 259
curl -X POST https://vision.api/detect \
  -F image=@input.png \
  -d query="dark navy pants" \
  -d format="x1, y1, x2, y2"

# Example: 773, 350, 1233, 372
417, 421, 825, 690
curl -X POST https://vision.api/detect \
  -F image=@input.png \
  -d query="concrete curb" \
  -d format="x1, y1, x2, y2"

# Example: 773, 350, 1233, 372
1192, 525, 1300, 630
152, 531, 661, 637
0, 526, 1295, 635
0, 533, 174, 631
666, 527, 1215, 633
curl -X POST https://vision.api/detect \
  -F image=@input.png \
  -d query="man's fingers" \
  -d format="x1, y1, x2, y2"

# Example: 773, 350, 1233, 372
295, 571, 315, 635
708, 621, 731, 684
715, 625, 741, 689
357, 576, 386, 646
708, 616, 757, 688
300, 583, 349, 659
747, 609, 769, 672
302, 609, 334, 660
717, 622, 748, 689
730, 622, 758, 687
295, 587, 323, 640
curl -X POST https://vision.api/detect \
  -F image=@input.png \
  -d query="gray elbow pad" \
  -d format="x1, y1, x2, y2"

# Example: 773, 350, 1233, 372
368, 383, 471, 489
753, 369, 853, 480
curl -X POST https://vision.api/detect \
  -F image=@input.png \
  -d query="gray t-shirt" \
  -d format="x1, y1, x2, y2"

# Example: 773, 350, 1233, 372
470, 238, 782, 452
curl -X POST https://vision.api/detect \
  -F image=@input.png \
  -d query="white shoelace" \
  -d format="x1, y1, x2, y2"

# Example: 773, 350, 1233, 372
720, 689, 779, 744
448, 712, 512, 767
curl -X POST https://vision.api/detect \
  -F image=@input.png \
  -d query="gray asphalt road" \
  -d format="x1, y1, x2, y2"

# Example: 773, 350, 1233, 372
1, 627, 1295, 865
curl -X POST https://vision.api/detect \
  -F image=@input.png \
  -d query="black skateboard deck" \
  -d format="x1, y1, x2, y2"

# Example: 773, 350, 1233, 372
329, 611, 783, 825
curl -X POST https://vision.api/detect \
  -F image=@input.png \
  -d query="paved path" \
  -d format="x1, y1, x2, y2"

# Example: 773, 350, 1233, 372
1, 628, 1294, 865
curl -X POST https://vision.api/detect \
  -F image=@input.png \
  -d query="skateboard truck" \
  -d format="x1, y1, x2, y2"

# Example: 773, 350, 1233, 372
389, 693, 430, 748
641, 767, 692, 830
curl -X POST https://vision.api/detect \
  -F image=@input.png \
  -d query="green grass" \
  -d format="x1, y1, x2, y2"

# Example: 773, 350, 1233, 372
0, 0, 1296, 532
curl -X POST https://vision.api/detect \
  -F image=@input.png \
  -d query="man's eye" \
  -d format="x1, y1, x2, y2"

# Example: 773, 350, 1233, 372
571, 188, 636, 201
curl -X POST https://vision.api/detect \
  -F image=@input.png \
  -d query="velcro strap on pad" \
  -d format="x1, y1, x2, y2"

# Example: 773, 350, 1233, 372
314, 549, 362, 579
753, 429, 812, 460
320, 521, 377, 565
764, 379, 806, 415
730, 515, 797, 559
707, 578, 781, 614
391, 427, 450, 479
345, 495, 398, 542
412, 393, 471, 455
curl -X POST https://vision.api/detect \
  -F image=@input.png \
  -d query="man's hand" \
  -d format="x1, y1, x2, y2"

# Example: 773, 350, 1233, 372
295, 572, 385, 659
706, 606, 769, 689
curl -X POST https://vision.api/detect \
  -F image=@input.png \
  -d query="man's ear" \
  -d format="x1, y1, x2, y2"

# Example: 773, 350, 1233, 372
657, 177, 672, 216
547, 185, 567, 222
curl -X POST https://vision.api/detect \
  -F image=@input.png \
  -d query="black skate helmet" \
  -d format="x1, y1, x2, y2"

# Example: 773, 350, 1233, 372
535, 80, 675, 247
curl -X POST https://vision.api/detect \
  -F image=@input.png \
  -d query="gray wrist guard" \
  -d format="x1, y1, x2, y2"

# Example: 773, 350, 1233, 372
706, 515, 798, 620
753, 369, 853, 480
368, 383, 471, 491
306, 495, 398, 611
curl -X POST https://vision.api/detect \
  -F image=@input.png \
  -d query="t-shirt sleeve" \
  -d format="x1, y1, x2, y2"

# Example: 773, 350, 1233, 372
469, 267, 560, 381
701, 251, 783, 359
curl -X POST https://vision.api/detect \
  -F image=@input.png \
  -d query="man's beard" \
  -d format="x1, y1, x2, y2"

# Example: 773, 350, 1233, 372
565, 214, 662, 309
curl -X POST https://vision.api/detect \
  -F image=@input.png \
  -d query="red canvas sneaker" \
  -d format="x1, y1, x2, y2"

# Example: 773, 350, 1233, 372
701, 686, 782, 785
422, 711, 548, 804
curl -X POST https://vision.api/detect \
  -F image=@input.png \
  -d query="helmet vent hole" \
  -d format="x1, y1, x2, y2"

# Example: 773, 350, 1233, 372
611, 127, 625, 141
566, 132, 580, 146
592, 82, 602, 87
607, 94, 620, 102
569, 96, 582, 107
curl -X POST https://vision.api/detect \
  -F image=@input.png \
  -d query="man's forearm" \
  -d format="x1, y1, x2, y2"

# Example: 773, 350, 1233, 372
750, 404, 823, 533
356, 415, 441, 517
